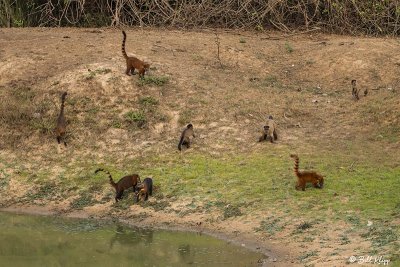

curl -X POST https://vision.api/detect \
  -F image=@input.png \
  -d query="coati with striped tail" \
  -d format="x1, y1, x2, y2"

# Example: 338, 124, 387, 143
290, 154, 324, 191
122, 30, 150, 78
178, 124, 195, 151
135, 177, 153, 202
95, 168, 141, 202
55, 92, 68, 146
259, 116, 277, 143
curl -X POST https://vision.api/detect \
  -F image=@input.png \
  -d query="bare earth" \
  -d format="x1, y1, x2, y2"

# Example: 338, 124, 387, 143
0, 27, 399, 267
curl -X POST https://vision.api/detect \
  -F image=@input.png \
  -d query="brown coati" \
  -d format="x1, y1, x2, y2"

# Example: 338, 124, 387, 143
122, 30, 150, 78
95, 168, 141, 202
178, 123, 195, 151
259, 115, 277, 143
290, 154, 324, 191
54, 92, 68, 146
135, 177, 153, 202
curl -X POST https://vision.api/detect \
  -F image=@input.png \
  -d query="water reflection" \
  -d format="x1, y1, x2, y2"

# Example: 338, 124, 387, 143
0, 212, 266, 267
178, 244, 195, 264
109, 224, 154, 249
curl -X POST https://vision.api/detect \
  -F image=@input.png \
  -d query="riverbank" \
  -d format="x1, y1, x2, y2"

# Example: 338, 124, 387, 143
0, 27, 399, 266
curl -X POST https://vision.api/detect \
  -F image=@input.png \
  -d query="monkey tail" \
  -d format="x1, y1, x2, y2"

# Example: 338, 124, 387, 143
95, 168, 117, 189
178, 134, 184, 151
121, 30, 128, 59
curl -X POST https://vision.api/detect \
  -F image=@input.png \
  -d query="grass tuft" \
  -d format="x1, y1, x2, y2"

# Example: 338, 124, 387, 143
137, 75, 169, 86
285, 42, 294, 53
223, 204, 242, 219
125, 110, 146, 128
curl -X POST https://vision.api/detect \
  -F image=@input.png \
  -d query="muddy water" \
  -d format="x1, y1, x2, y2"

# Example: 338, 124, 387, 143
0, 212, 266, 266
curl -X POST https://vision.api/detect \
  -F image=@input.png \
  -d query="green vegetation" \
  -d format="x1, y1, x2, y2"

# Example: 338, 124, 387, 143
139, 96, 159, 107
285, 42, 294, 53
298, 250, 319, 262
70, 192, 99, 210
361, 226, 398, 247
85, 68, 112, 80
1, 143, 399, 261
223, 204, 242, 219
255, 217, 284, 235
137, 75, 169, 87
124, 110, 146, 128
22, 182, 59, 203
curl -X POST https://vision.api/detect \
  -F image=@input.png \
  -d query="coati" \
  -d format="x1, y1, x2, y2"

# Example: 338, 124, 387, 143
259, 116, 277, 143
135, 177, 153, 202
351, 79, 360, 100
178, 123, 195, 151
290, 154, 324, 191
95, 168, 141, 202
54, 92, 68, 146
122, 30, 150, 78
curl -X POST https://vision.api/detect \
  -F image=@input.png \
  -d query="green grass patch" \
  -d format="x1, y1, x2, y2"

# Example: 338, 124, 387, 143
139, 96, 159, 107
124, 110, 146, 128
298, 250, 318, 262
117, 151, 400, 224
255, 217, 284, 234
85, 68, 111, 80
361, 226, 398, 247
20, 180, 66, 204
223, 204, 242, 219
296, 221, 313, 232
285, 42, 294, 53
137, 75, 169, 86
137, 200, 171, 212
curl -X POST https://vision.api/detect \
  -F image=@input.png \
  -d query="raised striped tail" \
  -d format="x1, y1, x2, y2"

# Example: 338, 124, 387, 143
95, 168, 117, 189
290, 154, 300, 177
121, 30, 128, 59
